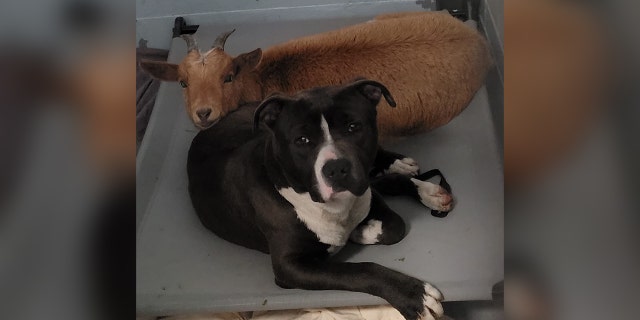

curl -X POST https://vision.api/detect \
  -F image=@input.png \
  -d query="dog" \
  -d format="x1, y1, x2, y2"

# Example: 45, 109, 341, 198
187, 79, 453, 320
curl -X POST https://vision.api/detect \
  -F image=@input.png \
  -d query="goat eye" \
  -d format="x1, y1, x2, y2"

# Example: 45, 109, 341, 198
347, 122, 362, 133
224, 74, 234, 83
179, 80, 188, 88
294, 136, 310, 146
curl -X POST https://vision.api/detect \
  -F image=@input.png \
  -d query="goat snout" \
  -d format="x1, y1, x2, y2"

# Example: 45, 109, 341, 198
322, 159, 351, 184
196, 109, 212, 121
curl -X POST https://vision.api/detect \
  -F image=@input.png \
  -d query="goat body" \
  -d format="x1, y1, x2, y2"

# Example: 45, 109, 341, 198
140, 11, 491, 136
250, 12, 491, 136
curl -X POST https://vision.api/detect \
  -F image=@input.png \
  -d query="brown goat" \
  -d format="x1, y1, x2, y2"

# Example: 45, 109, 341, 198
141, 11, 491, 136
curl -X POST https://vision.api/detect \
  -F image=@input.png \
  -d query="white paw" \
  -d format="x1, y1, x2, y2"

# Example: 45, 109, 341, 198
385, 158, 419, 176
419, 283, 444, 320
411, 178, 453, 212
349, 219, 383, 245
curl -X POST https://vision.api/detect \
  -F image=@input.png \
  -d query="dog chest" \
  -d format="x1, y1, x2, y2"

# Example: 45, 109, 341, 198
277, 187, 372, 247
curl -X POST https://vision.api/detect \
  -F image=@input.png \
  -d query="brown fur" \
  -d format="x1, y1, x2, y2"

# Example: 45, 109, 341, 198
141, 11, 491, 135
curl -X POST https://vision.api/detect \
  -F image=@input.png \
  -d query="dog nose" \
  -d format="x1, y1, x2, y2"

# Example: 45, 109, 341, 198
196, 109, 212, 121
322, 159, 351, 183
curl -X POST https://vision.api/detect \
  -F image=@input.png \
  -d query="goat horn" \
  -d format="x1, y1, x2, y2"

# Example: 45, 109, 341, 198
212, 29, 236, 50
180, 34, 199, 53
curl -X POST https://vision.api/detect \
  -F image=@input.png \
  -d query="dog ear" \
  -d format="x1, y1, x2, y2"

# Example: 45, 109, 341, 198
253, 93, 291, 132
344, 79, 396, 107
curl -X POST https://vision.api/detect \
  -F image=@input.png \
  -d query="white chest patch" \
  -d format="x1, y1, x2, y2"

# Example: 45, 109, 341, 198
277, 187, 372, 247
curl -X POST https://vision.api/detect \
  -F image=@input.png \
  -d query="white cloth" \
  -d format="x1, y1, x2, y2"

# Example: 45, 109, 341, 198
154, 305, 454, 320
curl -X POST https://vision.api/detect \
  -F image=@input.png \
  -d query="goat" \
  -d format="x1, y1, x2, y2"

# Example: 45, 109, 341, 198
140, 11, 491, 136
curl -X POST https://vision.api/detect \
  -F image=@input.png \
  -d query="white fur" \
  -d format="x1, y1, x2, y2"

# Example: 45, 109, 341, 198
349, 219, 383, 244
278, 187, 372, 247
420, 283, 444, 320
410, 178, 453, 212
385, 157, 419, 176
313, 116, 339, 201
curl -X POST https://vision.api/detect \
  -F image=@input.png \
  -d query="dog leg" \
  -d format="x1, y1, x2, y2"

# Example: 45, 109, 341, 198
350, 190, 406, 245
371, 174, 453, 212
271, 253, 444, 320
371, 147, 419, 177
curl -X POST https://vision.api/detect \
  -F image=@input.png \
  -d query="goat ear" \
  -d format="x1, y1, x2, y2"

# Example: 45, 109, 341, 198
139, 60, 179, 81
253, 94, 289, 132
234, 48, 262, 74
346, 79, 396, 108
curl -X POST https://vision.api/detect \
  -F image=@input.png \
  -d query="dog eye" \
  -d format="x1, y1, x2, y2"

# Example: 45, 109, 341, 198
179, 80, 188, 88
223, 74, 234, 83
294, 136, 310, 146
347, 122, 362, 133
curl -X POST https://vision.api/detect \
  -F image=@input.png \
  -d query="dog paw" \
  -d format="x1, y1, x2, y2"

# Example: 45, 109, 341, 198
349, 219, 383, 245
394, 281, 445, 320
418, 283, 444, 320
385, 158, 419, 176
411, 178, 453, 212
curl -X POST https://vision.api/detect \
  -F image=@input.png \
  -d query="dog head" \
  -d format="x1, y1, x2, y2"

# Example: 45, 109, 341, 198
254, 79, 395, 203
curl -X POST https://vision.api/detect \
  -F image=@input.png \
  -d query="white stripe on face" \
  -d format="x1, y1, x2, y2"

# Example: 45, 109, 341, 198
313, 116, 338, 201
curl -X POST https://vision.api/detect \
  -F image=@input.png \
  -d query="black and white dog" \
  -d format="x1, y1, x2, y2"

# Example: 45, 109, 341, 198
187, 79, 453, 320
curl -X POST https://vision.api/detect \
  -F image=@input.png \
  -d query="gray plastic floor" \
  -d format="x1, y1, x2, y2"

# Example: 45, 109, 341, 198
136, 18, 503, 317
